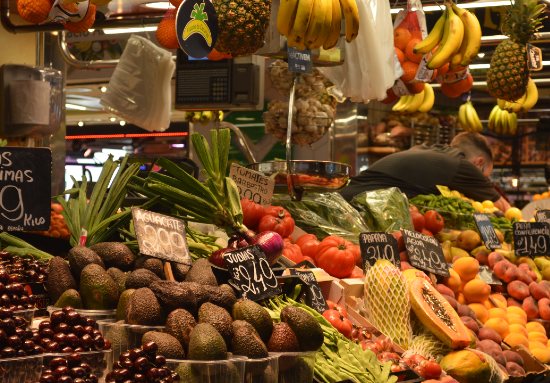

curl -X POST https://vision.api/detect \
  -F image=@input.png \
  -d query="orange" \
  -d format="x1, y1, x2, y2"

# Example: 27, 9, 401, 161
463, 279, 491, 303
395, 47, 405, 64
169, 0, 183, 6
156, 9, 179, 50
394, 28, 412, 50
453, 257, 479, 283
526, 321, 546, 334
508, 314, 527, 326
17, 0, 52, 24
456, 292, 466, 305
441, 82, 463, 98
468, 303, 489, 323
508, 306, 527, 320
490, 294, 507, 309
533, 194, 542, 201
529, 341, 546, 351
208, 49, 231, 61
504, 333, 529, 348
484, 317, 509, 339
445, 268, 463, 294
528, 331, 548, 344
400, 61, 419, 83
509, 324, 529, 338
407, 81, 425, 94
64, 3, 96, 33
405, 39, 423, 63
450, 74, 474, 95
488, 307, 508, 320
531, 348, 550, 363
438, 63, 450, 78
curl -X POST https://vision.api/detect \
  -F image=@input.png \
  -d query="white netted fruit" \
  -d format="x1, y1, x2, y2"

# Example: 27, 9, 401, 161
364, 259, 412, 348
406, 328, 451, 361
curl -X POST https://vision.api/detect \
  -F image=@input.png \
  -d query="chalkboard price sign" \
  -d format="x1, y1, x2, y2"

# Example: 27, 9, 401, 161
0, 147, 51, 231
224, 245, 281, 301
473, 213, 501, 250
513, 222, 550, 257
132, 208, 192, 265
359, 232, 400, 269
229, 163, 275, 206
403, 229, 449, 277
536, 210, 550, 225
290, 269, 328, 313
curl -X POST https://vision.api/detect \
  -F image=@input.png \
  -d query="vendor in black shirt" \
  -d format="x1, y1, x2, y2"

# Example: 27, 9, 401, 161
340, 132, 511, 212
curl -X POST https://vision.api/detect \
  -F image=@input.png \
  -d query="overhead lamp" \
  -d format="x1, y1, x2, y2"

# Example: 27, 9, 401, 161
77, 121, 84, 127
469, 60, 549, 70
142, 2, 173, 9
390, 0, 513, 14
109, 117, 117, 122
66, 103, 87, 111
100, 86, 107, 93
102, 26, 157, 35
119, 120, 127, 126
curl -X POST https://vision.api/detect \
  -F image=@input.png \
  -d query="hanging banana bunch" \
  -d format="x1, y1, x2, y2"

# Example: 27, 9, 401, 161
457, 100, 483, 133
392, 83, 435, 113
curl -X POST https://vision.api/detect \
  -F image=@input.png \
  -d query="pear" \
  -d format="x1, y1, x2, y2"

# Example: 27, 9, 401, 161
456, 230, 482, 252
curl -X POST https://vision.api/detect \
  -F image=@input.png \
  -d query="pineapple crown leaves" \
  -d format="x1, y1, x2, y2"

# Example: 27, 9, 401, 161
191, 3, 208, 22
502, 0, 547, 43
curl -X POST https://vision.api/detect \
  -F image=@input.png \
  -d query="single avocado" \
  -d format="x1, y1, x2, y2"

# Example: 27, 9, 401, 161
198, 303, 233, 346
280, 306, 324, 351
125, 268, 161, 289
142, 331, 185, 359
107, 267, 127, 294
185, 259, 218, 286
171, 261, 191, 281
116, 289, 135, 321
166, 309, 196, 352
267, 322, 300, 352
187, 323, 227, 360
67, 246, 105, 280
202, 284, 237, 310
54, 289, 83, 309
134, 256, 165, 279
126, 287, 163, 326
231, 320, 268, 359
90, 242, 136, 270
79, 263, 120, 310
45, 257, 77, 303
149, 280, 197, 313
232, 300, 273, 343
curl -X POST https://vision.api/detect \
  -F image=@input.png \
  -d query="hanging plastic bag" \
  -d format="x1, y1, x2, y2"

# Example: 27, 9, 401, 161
100, 35, 175, 132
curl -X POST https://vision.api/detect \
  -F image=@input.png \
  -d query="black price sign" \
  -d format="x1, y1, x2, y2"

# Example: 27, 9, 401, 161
359, 232, 400, 269
473, 213, 501, 250
224, 245, 281, 301
536, 210, 550, 225
290, 269, 327, 313
0, 148, 51, 231
513, 222, 550, 257
287, 47, 312, 73
402, 229, 449, 277
229, 163, 274, 206
132, 208, 191, 265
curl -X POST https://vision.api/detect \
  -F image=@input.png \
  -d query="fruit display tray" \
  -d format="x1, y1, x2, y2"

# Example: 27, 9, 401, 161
0, 354, 43, 383
166, 355, 246, 383
43, 350, 113, 382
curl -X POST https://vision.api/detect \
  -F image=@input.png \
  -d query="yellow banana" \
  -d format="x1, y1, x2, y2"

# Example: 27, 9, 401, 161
497, 98, 507, 111
392, 96, 411, 112
458, 103, 468, 131
304, 0, 327, 49
508, 112, 518, 135
405, 90, 426, 113
277, 0, 301, 36
339, 0, 359, 42
414, 12, 447, 54
469, 102, 483, 132
465, 102, 482, 132
427, 6, 465, 70
488, 105, 499, 132
507, 92, 527, 113
458, 9, 482, 66
417, 84, 434, 113
288, 0, 315, 48
311, 0, 333, 48
521, 78, 538, 111
499, 109, 509, 135
323, 0, 342, 49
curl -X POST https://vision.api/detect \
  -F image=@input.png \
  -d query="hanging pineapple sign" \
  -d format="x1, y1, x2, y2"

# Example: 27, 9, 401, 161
176, 0, 218, 58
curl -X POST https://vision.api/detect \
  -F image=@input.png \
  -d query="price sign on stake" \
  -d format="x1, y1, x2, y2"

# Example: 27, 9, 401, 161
535, 210, 550, 225
473, 213, 501, 250
229, 163, 274, 206
224, 245, 281, 301
290, 269, 328, 313
287, 47, 312, 74
132, 208, 192, 265
402, 229, 449, 277
0, 147, 51, 231
513, 222, 550, 257
359, 232, 400, 269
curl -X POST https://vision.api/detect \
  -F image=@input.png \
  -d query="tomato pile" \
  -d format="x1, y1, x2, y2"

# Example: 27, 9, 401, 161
409, 205, 445, 236
241, 199, 295, 238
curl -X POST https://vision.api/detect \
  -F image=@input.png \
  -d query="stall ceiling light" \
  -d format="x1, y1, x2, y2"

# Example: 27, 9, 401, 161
66, 132, 189, 140
143, 2, 173, 9
103, 26, 157, 35
66, 103, 87, 111
390, 0, 512, 13
469, 60, 549, 70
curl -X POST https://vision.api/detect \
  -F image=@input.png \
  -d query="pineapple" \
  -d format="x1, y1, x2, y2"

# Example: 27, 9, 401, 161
486, 0, 546, 101
212, 0, 271, 56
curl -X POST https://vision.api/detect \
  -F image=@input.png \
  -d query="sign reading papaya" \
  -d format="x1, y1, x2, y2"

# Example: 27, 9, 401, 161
403, 229, 449, 277
229, 163, 274, 206
176, 0, 218, 58
0, 148, 51, 231
132, 207, 191, 265
513, 222, 550, 258
359, 232, 400, 269
473, 213, 501, 250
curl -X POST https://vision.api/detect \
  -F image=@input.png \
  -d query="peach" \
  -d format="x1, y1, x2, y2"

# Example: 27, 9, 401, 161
463, 279, 491, 304
503, 350, 524, 366
469, 303, 489, 323
484, 317, 510, 339
522, 296, 540, 320
478, 327, 502, 344
529, 341, 547, 351
507, 297, 522, 308
526, 321, 546, 334
444, 268, 462, 294
518, 263, 538, 281
504, 333, 529, 348
477, 339, 506, 365
489, 293, 507, 309
483, 299, 494, 309
508, 313, 528, 326
399, 251, 409, 262
538, 297, 550, 320
493, 260, 518, 283
509, 324, 529, 338
517, 269, 534, 285
506, 361, 526, 377
456, 292, 466, 305
488, 307, 507, 320
461, 316, 480, 334
457, 303, 476, 319
443, 295, 458, 310
531, 347, 550, 364
528, 331, 548, 344
436, 283, 455, 299
507, 280, 530, 301
475, 251, 489, 266
488, 252, 504, 269
507, 306, 527, 320
530, 281, 550, 300
453, 257, 479, 282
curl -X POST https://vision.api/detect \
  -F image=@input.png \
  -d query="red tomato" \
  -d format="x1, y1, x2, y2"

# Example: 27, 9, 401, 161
322, 309, 353, 338
348, 268, 364, 279
316, 236, 356, 278
417, 360, 442, 379
259, 207, 295, 237
282, 242, 304, 263
326, 300, 348, 318
296, 236, 320, 262
295, 233, 318, 246
345, 240, 361, 266
410, 210, 425, 232
421, 228, 434, 237
423, 210, 444, 234
241, 198, 264, 230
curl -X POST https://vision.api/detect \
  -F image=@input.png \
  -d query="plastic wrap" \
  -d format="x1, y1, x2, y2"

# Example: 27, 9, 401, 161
272, 192, 369, 243
351, 187, 414, 232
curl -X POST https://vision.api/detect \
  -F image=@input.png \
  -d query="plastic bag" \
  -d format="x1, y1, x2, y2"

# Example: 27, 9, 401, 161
351, 187, 414, 232
100, 35, 175, 132
271, 192, 370, 243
